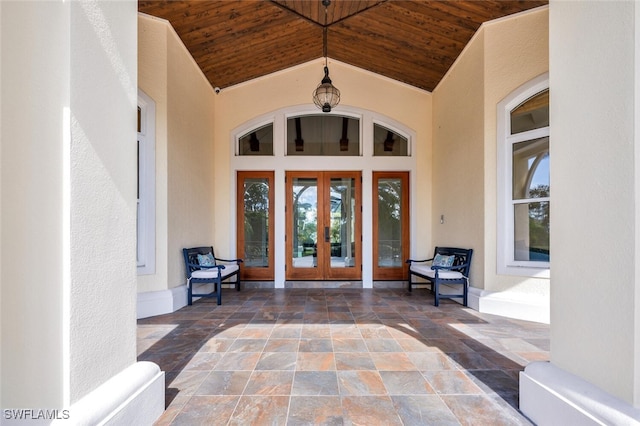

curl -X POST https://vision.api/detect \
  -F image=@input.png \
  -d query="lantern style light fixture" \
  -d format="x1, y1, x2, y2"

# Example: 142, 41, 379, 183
312, 0, 340, 113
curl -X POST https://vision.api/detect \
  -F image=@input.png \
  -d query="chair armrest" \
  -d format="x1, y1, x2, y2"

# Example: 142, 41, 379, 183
405, 258, 433, 264
215, 257, 243, 264
453, 260, 471, 270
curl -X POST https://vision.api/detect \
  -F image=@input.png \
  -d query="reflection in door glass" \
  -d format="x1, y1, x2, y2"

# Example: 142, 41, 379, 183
377, 178, 403, 267
243, 178, 270, 267
330, 178, 356, 268
292, 178, 318, 268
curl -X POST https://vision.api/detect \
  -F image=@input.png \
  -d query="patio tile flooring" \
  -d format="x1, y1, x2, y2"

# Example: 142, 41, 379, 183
137, 288, 549, 425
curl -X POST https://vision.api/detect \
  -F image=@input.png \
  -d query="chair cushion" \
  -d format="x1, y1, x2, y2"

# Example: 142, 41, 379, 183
432, 253, 455, 267
197, 252, 216, 266
191, 264, 239, 279
410, 264, 464, 280
219, 264, 240, 277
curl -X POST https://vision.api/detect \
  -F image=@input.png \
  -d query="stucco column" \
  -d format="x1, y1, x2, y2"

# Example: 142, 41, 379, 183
520, 1, 640, 423
1, 1, 163, 422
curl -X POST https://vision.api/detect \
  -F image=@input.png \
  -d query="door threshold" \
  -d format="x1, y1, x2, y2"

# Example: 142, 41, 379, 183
284, 281, 363, 289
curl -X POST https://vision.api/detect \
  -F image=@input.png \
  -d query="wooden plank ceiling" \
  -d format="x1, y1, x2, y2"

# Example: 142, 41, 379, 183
138, 0, 547, 92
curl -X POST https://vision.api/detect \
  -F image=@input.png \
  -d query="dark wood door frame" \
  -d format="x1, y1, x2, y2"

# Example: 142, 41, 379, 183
285, 170, 362, 281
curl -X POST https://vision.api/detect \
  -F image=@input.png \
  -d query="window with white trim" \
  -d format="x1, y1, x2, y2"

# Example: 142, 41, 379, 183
285, 114, 360, 156
238, 123, 274, 155
137, 89, 156, 275
373, 123, 409, 156
498, 74, 549, 276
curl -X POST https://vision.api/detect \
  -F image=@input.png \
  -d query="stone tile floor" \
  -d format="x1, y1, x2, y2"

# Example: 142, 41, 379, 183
137, 288, 549, 425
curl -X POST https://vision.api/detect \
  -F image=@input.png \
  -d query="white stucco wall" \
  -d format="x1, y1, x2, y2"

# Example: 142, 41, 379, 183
636, 0, 640, 408
68, 0, 138, 401
137, 14, 217, 293
138, 14, 169, 294
550, 0, 638, 405
0, 0, 3, 407
483, 7, 549, 295
432, 30, 485, 288
137, 8, 548, 296
432, 7, 549, 302
214, 59, 432, 283
1, 0, 138, 407
166, 22, 217, 289
1, 1, 69, 406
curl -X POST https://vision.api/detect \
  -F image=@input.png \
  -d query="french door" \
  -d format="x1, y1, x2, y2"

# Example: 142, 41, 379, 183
237, 171, 275, 280
372, 171, 410, 280
286, 171, 362, 280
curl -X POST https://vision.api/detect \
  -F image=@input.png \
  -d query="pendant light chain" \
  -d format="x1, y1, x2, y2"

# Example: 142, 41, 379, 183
312, 0, 340, 113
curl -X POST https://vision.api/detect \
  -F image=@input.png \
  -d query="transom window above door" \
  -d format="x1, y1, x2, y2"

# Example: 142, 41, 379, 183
286, 115, 360, 156
238, 123, 273, 156
373, 123, 409, 156
235, 108, 414, 158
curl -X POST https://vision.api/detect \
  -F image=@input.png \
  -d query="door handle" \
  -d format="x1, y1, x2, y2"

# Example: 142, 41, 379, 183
324, 227, 330, 242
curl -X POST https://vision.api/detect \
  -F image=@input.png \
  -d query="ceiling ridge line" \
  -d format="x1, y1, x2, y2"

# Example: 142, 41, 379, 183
268, 0, 322, 27
270, 0, 389, 28
328, 0, 388, 28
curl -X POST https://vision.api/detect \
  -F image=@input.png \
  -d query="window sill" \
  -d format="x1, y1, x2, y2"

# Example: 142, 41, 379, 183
498, 264, 550, 279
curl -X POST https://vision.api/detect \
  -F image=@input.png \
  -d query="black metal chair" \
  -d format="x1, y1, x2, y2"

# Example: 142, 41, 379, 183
406, 247, 473, 306
182, 246, 242, 305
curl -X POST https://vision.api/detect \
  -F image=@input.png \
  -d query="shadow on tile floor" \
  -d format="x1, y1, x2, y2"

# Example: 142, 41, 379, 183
137, 288, 549, 425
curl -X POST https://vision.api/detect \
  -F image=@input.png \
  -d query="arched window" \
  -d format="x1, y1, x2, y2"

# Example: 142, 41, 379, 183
373, 123, 409, 156
498, 74, 549, 276
238, 123, 273, 156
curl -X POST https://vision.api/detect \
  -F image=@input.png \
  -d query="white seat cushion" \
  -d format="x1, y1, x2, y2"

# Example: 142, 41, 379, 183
410, 264, 464, 280
191, 264, 239, 279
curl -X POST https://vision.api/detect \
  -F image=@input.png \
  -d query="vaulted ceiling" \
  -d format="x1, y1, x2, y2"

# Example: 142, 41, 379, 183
138, 0, 547, 92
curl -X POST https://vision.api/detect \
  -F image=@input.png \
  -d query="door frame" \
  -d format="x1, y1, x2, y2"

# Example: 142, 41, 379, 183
285, 170, 362, 280
237, 171, 275, 280
229, 105, 419, 288
372, 171, 410, 280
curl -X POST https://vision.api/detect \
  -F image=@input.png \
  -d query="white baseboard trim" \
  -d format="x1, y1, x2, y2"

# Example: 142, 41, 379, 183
467, 286, 549, 324
137, 285, 187, 319
520, 362, 640, 425
137, 282, 237, 318
51, 361, 165, 426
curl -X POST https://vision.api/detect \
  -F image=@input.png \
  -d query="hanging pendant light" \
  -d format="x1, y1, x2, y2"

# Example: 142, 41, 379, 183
312, 0, 340, 113
313, 63, 340, 112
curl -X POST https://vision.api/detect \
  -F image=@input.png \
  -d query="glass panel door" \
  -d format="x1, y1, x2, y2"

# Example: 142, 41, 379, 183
286, 171, 361, 280
373, 171, 409, 280
237, 171, 274, 280
288, 174, 322, 280
326, 172, 361, 279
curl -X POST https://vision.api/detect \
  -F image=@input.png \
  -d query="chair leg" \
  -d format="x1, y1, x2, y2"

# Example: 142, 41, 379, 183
407, 271, 412, 292
236, 277, 241, 291
188, 283, 193, 306
216, 281, 222, 305
463, 284, 468, 307
434, 281, 439, 307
